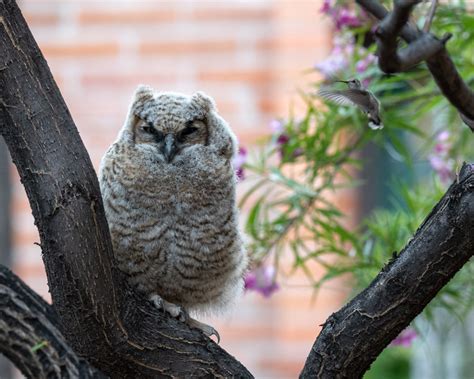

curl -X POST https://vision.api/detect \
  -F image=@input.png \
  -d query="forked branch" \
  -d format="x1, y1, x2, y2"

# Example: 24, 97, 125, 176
301, 163, 474, 378
357, 0, 474, 131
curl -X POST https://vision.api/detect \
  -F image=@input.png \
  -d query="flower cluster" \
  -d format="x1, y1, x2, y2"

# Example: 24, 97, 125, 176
315, 33, 354, 79
316, 2, 375, 81
233, 146, 248, 181
428, 131, 455, 184
244, 265, 279, 298
390, 328, 417, 348
320, 0, 363, 30
315, 33, 376, 80
270, 119, 303, 160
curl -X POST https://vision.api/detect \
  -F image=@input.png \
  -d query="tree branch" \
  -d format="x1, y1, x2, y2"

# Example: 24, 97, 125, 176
0, 265, 106, 378
0, 0, 251, 377
300, 163, 474, 378
357, 0, 474, 131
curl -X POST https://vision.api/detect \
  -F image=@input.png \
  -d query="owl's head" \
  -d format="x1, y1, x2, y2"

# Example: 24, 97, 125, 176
121, 85, 216, 163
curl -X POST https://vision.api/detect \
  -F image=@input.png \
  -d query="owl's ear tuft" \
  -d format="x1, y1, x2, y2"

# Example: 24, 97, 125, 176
133, 84, 155, 102
191, 91, 216, 113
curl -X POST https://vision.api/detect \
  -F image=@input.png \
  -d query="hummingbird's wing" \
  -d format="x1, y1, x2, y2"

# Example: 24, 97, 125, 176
317, 88, 371, 109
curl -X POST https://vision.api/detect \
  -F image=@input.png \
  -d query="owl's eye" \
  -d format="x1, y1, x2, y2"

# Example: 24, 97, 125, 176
142, 125, 155, 134
181, 126, 198, 136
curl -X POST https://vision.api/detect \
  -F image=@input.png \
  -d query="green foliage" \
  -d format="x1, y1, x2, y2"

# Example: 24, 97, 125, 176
241, 0, 474, 327
364, 347, 411, 379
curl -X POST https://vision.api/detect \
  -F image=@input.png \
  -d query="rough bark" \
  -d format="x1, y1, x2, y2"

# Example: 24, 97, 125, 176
356, 0, 474, 131
1, 0, 473, 378
0, 137, 12, 379
373, 0, 450, 73
0, 266, 106, 378
300, 163, 474, 378
0, 0, 251, 377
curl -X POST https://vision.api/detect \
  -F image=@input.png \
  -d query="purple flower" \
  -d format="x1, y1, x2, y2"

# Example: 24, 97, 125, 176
244, 265, 279, 298
335, 8, 362, 30
356, 53, 377, 73
315, 52, 349, 79
437, 130, 450, 142
429, 131, 454, 184
390, 328, 417, 348
429, 155, 454, 184
269, 119, 284, 134
319, 2, 364, 30
292, 147, 304, 158
315, 34, 355, 79
276, 133, 290, 145
320, 0, 334, 14
232, 147, 247, 181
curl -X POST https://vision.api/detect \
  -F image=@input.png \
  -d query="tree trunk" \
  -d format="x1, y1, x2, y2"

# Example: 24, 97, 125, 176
0, 0, 472, 377
0, 0, 251, 377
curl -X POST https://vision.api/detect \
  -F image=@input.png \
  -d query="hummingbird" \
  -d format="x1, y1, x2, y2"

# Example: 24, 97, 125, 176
318, 79, 384, 130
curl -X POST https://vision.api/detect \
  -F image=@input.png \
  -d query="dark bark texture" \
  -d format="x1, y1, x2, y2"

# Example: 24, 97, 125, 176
0, 266, 105, 378
1, 0, 473, 378
0, 0, 251, 377
300, 163, 474, 378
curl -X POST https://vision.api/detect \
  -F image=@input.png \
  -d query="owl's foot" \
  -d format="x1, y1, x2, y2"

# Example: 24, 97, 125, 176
149, 294, 187, 322
149, 294, 220, 343
187, 317, 220, 344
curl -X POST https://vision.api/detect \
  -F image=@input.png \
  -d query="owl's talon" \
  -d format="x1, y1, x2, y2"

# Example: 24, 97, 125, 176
187, 318, 221, 344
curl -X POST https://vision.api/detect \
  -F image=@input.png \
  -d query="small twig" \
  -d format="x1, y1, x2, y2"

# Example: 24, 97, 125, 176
423, 0, 438, 32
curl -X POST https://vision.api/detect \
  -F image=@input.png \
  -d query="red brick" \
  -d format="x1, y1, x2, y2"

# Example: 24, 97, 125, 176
259, 358, 304, 378
256, 35, 330, 50
81, 73, 178, 89
198, 69, 274, 84
40, 42, 119, 57
139, 40, 237, 55
78, 9, 177, 24
23, 11, 59, 26
191, 7, 273, 21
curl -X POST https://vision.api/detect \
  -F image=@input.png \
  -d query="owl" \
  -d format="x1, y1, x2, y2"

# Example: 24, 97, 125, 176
99, 85, 248, 340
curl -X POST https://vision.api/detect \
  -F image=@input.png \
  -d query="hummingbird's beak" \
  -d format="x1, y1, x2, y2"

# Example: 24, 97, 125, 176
334, 80, 349, 83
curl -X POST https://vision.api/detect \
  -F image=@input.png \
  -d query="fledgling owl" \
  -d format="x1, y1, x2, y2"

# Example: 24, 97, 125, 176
99, 85, 247, 340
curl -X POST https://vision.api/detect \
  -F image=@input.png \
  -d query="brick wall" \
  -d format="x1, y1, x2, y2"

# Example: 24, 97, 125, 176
7, 1, 355, 377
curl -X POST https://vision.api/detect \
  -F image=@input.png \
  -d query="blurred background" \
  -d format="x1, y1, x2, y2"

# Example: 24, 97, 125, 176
0, 1, 473, 378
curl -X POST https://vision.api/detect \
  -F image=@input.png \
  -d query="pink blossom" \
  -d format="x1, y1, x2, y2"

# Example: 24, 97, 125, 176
315, 52, 349, 79
269, 119, 284, 134
429, 131, 454, 184
315, 35, 355, 79
276, 133, 290, 146
232, 147, 247, 181
437, 130, 450, 142
244, 265, 279, 298
292, 147, 304, 158
319, 2, 364, 30
356, 53, 377, 73
320, 0, 333, 14
390, 328, 417, 348
429, 155, 454, 184
335, 8, 362, 30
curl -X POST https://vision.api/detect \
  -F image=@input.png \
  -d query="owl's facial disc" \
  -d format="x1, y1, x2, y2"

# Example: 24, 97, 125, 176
134, 117, 207, 163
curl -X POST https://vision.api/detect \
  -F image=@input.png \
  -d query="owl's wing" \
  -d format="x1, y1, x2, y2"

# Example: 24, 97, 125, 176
318, 88, 369, 108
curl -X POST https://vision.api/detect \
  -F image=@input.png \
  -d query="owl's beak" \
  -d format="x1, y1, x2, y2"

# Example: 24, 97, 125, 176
161, 133, 178, 163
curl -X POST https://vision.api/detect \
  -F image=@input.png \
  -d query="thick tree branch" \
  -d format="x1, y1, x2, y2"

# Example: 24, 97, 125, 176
374, 0, 449, 73
0, 0, 251, 377
0, 265, 105, 378
357, 0, 474, 131
300, 163, 474, 378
